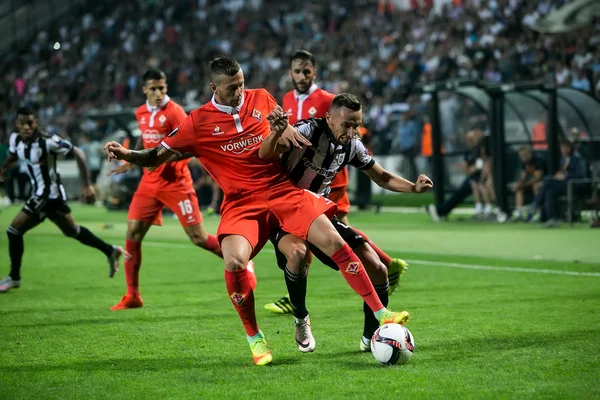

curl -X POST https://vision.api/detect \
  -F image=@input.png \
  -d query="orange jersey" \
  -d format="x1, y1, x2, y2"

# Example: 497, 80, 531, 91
161, 89, 291, 199
282, 85, 348, 189
282, 84, 334, 125
135, 97, 191, 185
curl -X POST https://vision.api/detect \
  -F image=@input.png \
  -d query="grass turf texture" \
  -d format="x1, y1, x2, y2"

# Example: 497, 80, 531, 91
0, 204, 598, 399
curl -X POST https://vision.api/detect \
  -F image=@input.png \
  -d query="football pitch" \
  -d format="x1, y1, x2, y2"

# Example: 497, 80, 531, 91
1, 204, 598, 399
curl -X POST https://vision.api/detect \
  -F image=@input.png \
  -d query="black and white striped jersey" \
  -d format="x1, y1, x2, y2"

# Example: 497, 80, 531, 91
8, 131, 74, 200
281, 118, 374, 196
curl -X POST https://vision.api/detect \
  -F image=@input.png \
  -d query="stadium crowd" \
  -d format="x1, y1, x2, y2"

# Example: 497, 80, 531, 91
0, 0, 599, 147
0, 0, 598, 225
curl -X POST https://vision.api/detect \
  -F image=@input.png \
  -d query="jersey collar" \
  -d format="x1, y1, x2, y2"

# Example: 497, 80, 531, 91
211, 93, 245, 115
146, 95, 171, 112
294, 83, 318, 101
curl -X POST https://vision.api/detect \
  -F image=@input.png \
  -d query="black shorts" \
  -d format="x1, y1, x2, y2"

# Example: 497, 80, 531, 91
22, 196, 71, 222
270, 216, 368, 271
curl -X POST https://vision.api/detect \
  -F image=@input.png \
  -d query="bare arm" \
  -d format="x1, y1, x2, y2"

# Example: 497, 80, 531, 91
0, 152, 18, 179
72, 147, 92, 187
258, 126, 289, 161
259, 107, 311, 161
104, 141, 175, 168
363, 162, 433, 193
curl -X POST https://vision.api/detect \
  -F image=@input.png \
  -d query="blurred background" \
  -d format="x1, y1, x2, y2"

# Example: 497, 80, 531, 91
0, 0, 598, 227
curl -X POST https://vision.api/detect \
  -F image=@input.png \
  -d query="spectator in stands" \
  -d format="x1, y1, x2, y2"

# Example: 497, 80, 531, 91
511, 146, 546, 221
396, 106, 422, 181
78, 134, 104, 188
426, 130, 483, 222
528, 139, 588, 227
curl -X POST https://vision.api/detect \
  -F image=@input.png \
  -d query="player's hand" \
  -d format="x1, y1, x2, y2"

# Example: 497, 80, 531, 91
104, 141, 131, 162
81, 184, 96, 204
267, 106, 288, 135
279, 125, 312, 149
413, 174, 433, 193
107, 162, 135, 176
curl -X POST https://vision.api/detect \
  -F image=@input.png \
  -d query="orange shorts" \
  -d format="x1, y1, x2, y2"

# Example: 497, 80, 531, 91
217, 185, 336, 259
128, 184, 202, 227
328, 187, 351, 216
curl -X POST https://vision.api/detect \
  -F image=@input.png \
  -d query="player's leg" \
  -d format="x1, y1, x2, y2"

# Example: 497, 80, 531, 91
471, 179, 483, 216
221, 234, 271, 366
182, 223, 222, 257
162, 188, 222, 257
0, 207, 44, 293
272, 187, 408, 325
306, 214, 408, 325
353, 243, 389, 351
111, 190, 161, 310
48, 207, 123, 277
275, 233, 315, 352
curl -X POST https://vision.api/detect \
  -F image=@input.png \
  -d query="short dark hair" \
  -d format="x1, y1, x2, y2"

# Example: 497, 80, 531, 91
331, 93, 362, 112
142, 69, 166, 83
16, 106, 35, 117
290, 50, 316, 67
209, 57, 241, 81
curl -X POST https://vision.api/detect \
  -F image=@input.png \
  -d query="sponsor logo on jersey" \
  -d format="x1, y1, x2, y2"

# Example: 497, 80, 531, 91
302, 157, 337, 178
213, 126, 225, 135
142, 129, 165, 143
220, 134, 264, 155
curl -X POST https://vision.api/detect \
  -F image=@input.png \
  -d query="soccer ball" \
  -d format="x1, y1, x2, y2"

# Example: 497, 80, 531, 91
371, 323, 414, 365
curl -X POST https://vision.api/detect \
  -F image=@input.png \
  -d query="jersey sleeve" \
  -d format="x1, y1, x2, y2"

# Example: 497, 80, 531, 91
47, 134, 74, 156
262, 89, 279, 113
349, 139, 375, 170
167, 104, 188, 132
293, 119, 316, 140
8, 133, 18, 154
161, 112, 197, 156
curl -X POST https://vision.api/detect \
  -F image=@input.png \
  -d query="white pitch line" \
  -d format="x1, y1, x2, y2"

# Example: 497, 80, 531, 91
404, 259, 600, 277
143, 241, 600, 277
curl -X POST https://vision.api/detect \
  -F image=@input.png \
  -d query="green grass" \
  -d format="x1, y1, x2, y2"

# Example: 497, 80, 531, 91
0, 204, 599, 399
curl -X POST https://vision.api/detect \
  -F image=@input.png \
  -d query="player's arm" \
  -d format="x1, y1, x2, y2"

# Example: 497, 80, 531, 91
0, 152, 18, 182
259, 109, 312, 161
363, 162, 433, 193
104, 142, 174, 167
72, 147, 92, 187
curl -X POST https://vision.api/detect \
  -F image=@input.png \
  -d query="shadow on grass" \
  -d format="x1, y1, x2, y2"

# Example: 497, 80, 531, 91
0, 355, 301, 373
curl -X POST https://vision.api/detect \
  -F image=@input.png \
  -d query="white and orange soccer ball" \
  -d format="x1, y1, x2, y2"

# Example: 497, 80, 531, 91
371, 323, 415, 365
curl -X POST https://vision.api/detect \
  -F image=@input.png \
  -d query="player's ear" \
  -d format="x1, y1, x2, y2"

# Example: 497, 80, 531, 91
288, 69, 292, 79
209, 83, 217, 94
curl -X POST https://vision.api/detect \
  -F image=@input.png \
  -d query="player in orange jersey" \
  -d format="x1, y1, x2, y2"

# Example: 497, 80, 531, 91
264, 50, 408, 315
104, 57, 410, 366
107, 69, 253, 311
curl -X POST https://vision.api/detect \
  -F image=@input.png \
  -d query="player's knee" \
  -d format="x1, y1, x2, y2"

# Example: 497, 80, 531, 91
7, 225, 22, 237
126, 228, 144, 242
284, 242, 308, 270
62, 224, 79, 238
360, 248, 387, 278
188, 229, 208, 247
224, 254, 247, 271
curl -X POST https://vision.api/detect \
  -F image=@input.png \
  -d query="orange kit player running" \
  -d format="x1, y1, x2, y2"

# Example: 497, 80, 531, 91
108, 69, 241, 311
265, 50, 408, 315
104, 57, 409, 366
